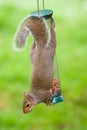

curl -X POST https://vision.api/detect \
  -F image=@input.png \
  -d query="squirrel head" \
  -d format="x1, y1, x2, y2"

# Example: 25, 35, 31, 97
23, 92, 36, 114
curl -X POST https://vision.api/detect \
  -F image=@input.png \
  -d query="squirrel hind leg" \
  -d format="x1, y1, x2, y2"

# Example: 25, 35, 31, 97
47, 18, 56, 48
31, 41, 36, 50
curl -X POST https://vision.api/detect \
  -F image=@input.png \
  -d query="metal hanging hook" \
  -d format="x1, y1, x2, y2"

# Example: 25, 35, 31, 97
33, 0, 53, 18
37, 0, 45, 16
37, 0, 40, 15
42, 0, 45, 10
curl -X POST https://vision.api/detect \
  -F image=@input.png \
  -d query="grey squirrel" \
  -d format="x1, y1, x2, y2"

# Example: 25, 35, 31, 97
14, 16, 60, 114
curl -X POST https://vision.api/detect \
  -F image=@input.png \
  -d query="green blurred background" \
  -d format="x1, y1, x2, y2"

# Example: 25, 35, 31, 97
0, 0, 87, 130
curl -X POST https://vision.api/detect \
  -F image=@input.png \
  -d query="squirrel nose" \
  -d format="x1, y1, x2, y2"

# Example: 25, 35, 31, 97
23, 107, 32, 114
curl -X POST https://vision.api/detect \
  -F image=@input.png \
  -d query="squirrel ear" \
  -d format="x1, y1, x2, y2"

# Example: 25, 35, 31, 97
24, 92, 32, 99
24, 92, 29, 96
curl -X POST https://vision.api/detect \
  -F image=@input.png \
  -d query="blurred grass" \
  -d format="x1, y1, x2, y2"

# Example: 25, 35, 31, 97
0, 0, 87, 130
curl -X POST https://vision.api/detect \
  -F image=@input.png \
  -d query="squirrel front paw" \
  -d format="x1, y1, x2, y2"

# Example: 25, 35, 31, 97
45, 98, 51, 105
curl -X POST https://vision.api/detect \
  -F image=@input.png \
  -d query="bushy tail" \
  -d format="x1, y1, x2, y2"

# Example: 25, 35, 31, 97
13, 17, 30, 50
13, 16, 50, 51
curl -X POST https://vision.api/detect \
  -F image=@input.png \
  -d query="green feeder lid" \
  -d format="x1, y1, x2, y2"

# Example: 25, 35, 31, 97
30, 9, 53, 19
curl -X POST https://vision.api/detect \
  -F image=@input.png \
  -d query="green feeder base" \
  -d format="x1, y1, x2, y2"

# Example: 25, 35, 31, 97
50, 90, 64, 104
51, 95, 64, 104
30, 9, 53, 19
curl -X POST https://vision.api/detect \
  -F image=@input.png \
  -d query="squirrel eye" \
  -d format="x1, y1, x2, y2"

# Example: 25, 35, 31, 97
26, 104, 30, 107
